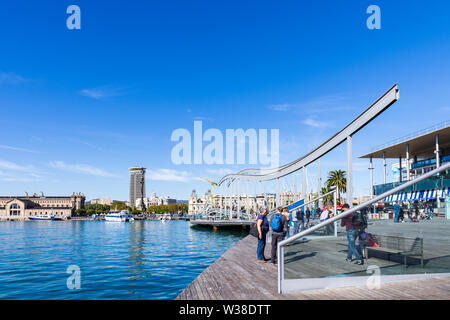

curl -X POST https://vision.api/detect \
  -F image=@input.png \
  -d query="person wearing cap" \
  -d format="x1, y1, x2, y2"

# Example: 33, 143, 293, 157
256, 207, 269, 263
270, 207, 288, 264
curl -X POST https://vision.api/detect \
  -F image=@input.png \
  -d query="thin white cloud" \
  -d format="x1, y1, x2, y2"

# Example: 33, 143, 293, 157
205, 168, 234, 176
268, 94, 356, 114
0, 71, 30, 84
0, 145, 40, 153
267, 104, 293, 112
0, 177, 41, 182
0, 160, 43, 182
49, 161, 118, 177
147, 169, 198, 182
302, 118, 330, 128
0, 160, 37, 172
79, 86, 125, 100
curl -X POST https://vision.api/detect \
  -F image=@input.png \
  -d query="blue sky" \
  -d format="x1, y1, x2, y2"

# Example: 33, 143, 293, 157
0, 0, 449, 201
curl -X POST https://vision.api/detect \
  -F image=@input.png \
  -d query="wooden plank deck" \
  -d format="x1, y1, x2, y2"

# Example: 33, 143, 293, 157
176, 231, 450, 300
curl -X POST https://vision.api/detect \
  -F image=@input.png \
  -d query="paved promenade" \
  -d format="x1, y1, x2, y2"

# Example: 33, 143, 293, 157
177, 219, 450, 300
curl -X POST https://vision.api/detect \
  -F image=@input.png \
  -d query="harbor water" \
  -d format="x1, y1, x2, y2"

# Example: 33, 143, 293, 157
0, 220, 247, 299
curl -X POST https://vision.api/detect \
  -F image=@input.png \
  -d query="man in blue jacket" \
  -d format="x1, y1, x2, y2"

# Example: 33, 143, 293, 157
393, 202, 401, 222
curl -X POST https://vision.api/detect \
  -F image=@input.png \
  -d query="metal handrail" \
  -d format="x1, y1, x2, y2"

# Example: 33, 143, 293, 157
289, 189, 337, 212
277, 162, 450, 293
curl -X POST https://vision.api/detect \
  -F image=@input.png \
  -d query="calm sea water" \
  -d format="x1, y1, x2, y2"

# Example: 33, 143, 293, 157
0, 220, 247, 299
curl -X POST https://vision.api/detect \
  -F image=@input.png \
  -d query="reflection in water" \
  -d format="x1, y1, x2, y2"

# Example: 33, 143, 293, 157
127, 222, 148, 281
0, 220, 246, 299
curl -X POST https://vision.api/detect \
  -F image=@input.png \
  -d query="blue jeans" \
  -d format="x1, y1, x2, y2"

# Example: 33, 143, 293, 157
394, 212, 399, 222
347, 229, 362, 261
293, 221, 299, 235
298, 220, 305, 232
286, 225, 291, 238
358, 232, 367, 257
257, 230, 267, 260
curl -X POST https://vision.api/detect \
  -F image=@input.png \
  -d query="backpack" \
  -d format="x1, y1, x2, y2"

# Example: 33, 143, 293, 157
352, 211, 368, 231
249, 222, 259, 237
271, 213, 283, 232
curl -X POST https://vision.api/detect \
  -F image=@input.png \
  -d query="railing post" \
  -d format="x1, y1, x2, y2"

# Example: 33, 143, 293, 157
294, 171, 298, 202
276, 178, 280, 208
334, 190, 337, 237
369, 156, 374, 198
237, 179, 241, 219
406, 144, 410, 181
263, 181, 267, 208
302, 166, 307, 202
278, 243, 283, 294
436, 135, 440, 169
318, 158, 322, 208
229, 180, 232, 220
246, 179, 249, 217
347, 135, 353, 207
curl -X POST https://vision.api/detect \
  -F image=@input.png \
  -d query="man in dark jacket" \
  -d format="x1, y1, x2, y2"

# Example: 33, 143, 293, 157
340, 203, 363, 265
296, 208, 305, 232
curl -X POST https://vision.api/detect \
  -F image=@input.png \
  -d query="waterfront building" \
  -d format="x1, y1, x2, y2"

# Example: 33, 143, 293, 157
136, 192, 177, 208
0, 192, 85, 220
129, 167, 146, 208
90, 197, 114, 205
188, 189, 302, 214
188, 189, 212, 214
360, 121, 450, 214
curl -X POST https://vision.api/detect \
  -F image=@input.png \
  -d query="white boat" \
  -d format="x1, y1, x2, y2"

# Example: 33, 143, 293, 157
160, 213, 171, 222
104, 210, 134, 222
29, 212, 62, 221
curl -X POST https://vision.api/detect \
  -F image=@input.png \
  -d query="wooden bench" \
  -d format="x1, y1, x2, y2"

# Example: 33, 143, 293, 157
365, 234, 424, 268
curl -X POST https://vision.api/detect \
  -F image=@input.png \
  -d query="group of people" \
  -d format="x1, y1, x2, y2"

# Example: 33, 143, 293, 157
256, 203, 372, 267
393, 202, 435, 223
255, 207, 288, 264
255, 205, 336, 264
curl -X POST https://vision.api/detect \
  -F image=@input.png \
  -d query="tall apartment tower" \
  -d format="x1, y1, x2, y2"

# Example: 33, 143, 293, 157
129, 167, 146, 208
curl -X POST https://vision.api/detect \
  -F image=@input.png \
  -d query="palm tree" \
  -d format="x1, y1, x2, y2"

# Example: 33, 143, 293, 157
321, 186, 334, 206
326, 170, 347, 204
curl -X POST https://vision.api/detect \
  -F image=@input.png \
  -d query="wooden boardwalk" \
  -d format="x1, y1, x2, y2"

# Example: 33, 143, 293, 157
176, 233, 450, 300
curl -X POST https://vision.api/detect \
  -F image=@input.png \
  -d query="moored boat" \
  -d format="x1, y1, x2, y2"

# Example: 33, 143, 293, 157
104, 210, 134, 222
29, 212, 62, 221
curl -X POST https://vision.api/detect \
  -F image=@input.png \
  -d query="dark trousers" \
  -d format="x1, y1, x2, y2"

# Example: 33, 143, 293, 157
271, 232, 285, 263
257, 231, 267, 260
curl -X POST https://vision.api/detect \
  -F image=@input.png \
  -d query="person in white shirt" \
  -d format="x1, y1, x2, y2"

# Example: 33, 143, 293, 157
320, 208, 330, 221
